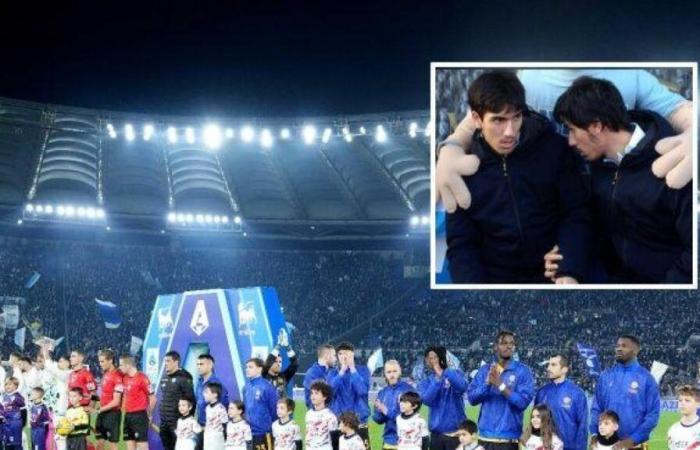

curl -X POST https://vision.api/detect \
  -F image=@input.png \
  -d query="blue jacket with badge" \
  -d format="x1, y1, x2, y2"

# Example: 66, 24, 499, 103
446, 112, 591, 283
418, 368, 469, 433
468, 359, 535, 440
328, 365, 371, 424
588, 110, 691, 283
243, 376, 279, 436
372, 381, 415, 445
535, 379, 588, 450
590, 360, 659, 444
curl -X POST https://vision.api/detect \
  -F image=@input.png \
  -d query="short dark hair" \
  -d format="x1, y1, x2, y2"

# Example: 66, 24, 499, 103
468, 70, 526, 118
310, 380, 332, 402
32, 386, 45, 397
278, 397, 295, 412
553, 76, 631, 132
336, 342, 355, 352
619, 334, 641, 348
458, 419, 478, 435
399, 391, 422, 410
599, 410, 619, 424
496, 330, 517, 344
98, 349, 116, 362
10, 351, 24, 359
230, 400, 245, 414
70, 349, 85, 357
247, 358, 265, 368
204, 382, 222, 400
20, 356, 32, 364
165, 351, 181, 363
69, 387, 83, 396
198, 354, 215, 364
339, 412, 360, 432
552, 354, 570, 368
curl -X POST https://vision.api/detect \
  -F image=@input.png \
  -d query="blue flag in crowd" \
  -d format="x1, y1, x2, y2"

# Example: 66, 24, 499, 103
576, 342, 600, 377
95, 298, 121, 329
25, 271, 41, 289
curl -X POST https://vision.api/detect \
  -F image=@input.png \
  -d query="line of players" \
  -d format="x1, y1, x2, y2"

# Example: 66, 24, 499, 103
1, 331, 698, 450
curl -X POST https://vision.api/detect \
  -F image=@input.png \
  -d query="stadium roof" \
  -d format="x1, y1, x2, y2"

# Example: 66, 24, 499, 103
0, 96, 431, 239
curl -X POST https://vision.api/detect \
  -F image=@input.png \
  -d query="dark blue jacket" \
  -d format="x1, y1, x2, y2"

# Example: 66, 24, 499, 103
372, 381, 415, 445
468, 359, 534, 440
590, 360, 660, 445
447, 113, 590, 283
535, 379, 588, 450
303, 362, 336, 408
418, 368, 468, 433
243, 376, 279, 436
589, 110, 691, 283
328, 366, 371, 424
195, 374, 229, 425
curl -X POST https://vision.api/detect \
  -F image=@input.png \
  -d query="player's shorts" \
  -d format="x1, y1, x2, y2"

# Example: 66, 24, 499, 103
253, 433, 273, 450
123, 410, 149, 442
95, 409, 122, 443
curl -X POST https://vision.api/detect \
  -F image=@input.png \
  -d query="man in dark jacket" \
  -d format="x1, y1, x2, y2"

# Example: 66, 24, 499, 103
446, 70, 590, 284
552, 76, 692, 283
158, 350, 194, 450
263, 328, 299, 398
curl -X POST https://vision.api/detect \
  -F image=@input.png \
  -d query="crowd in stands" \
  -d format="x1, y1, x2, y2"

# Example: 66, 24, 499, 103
0, 236, 697, 396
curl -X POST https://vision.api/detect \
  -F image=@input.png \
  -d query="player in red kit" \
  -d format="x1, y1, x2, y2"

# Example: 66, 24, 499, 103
67, 349, 97, 409
119, 355, 156, 450
96, 349, 123, 450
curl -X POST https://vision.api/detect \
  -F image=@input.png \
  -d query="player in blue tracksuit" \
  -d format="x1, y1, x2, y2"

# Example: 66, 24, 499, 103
372, 360, 415, 449
468, 331, 534, 450
534, 355, 587, 450
243, 358, 279, 450
303, 343, 338, 408
328, 342, 372, 450
590, 335, 660, 449
195, 354, 229, 450
418, 345, 468, 450
30, 387, 51, 450
2, 377, 25, 450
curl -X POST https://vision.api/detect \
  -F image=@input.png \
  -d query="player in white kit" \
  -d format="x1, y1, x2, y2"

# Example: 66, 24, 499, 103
667, 386, 700, 450
175, 398, 202, 450
306, 381, 338, 450
226, 400, 253, 450
396, 391, 429, 450
272, 398, 301, 450
520, 405, 563, 450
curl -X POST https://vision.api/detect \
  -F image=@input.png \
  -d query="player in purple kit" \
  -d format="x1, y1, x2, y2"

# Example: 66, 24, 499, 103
31, 387, 51, 450
2, 377, 26, 450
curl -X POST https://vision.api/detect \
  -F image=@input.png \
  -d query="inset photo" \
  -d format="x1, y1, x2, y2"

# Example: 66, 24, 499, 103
431, 63, 697, 289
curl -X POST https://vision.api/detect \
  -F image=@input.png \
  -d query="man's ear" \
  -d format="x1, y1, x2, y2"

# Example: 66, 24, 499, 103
588, 121, 603, 135
471, 110, 483, 129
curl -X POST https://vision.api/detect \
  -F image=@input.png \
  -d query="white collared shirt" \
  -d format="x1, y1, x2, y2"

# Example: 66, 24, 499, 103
607, 123, 645, 165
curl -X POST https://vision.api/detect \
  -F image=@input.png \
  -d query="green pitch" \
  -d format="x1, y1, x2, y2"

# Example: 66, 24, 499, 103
37, 405, 677, 450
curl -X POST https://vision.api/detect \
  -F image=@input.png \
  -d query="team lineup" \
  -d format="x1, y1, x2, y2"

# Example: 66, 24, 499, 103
0, 331, 697, 450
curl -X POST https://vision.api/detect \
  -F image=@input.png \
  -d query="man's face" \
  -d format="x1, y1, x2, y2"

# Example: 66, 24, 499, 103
473, 108, 522, 155
338, 349, 354, 366
246, 361, 262, 379
20, 360, 31, 371
70, 352, 83, 368
269, 356, 282, 375
546, 356, 567, 380
98, 354, 112, 372
164, 356, 178, 374
325, 349, 337, 367
384, 363, 401, 385
425, 351, 440, 371
118, 359, 131, 374
197, 358, 213, 376
615, 338, 638, 363
566, 122, 605, 161
495, 335, 515, 360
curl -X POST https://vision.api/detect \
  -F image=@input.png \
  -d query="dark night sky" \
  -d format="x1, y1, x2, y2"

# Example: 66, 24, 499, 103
0, 1, 697, 118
